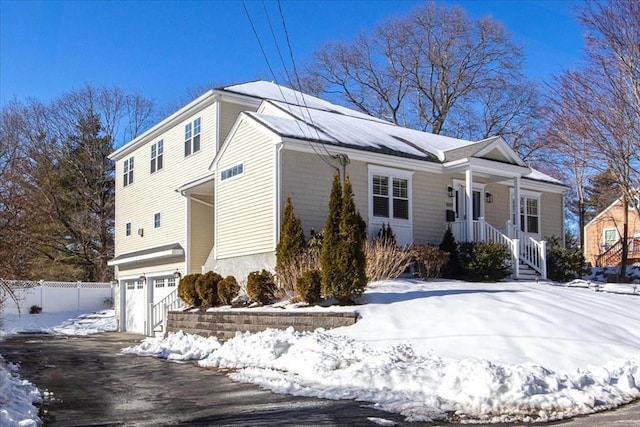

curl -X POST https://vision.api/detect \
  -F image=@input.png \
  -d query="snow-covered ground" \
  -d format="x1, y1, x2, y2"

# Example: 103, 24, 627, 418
123, 279, 640, 423
2, 277, 639, 425
0, 310, 115, 427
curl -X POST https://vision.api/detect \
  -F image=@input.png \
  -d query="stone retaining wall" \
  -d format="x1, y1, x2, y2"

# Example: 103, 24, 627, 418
166, 310, 358, 341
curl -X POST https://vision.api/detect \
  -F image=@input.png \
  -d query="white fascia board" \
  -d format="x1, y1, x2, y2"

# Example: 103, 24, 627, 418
176, 172, 215, 194
281, 138, 444, 174
475, 136, 527, 167
109, 91, 220, 161
107, 248, 184, 267
519, 177, 571, 194
444, 157, 531, 176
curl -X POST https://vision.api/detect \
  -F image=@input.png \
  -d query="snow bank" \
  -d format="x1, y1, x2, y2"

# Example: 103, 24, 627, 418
123, 280, 640, 423
0, 357, 42, 427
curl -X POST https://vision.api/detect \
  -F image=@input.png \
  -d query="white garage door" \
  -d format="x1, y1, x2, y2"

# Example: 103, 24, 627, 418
123, 279, 145, 333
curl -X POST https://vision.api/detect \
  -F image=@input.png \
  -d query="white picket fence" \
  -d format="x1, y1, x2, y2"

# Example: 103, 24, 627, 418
0, 280, 114, 314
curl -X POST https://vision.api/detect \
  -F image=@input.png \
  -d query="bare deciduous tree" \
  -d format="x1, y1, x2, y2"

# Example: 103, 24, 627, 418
546, 0, 639, 275
0, 86, 156, 281
297, 3, 542, 159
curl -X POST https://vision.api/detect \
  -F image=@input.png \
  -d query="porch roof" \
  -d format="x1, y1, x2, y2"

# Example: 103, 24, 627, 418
107, 243, 184, 267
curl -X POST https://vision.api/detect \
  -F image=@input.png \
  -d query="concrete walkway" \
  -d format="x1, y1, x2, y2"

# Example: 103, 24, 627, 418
2, 333, 638, 426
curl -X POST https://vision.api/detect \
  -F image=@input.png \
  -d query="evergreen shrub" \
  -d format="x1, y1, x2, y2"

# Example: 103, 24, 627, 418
546, 235, 586, 282
195, 271, 223, 307
218, 275, 240, 305
178, 273, 202, 307
439, 227, 460, 278
276, 196, 306, 294
246, 270, 277, 305
459, 242, 511, 282
295, 269, 322, 304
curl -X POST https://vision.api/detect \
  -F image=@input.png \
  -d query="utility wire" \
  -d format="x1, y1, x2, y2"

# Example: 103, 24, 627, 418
242, 0, 338, 171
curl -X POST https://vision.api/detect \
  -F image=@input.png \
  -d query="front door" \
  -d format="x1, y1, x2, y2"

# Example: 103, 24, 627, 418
454, 187, 482, 220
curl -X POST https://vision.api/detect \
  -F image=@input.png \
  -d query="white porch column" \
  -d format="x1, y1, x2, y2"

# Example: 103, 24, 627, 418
466, 169, 473, 241
514, 176, 521, 233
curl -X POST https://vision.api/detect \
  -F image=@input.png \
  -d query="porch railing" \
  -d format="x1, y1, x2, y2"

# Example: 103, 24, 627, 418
595, 238, 640, 267
503, 221, 547, 279
146, 288, 187, 336
447, 218, 547, 280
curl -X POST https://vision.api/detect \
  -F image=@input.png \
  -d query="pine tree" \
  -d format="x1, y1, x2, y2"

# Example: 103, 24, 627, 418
439, 227, 459, 278
320, 172, 342, 297
334, 175, 367, 304
276, 196, 305, 276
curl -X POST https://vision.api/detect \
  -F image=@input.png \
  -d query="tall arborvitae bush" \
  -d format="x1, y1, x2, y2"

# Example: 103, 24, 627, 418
439, 227, 460, 278
276, 196, 306, 292
333, 176, 368, 304
320, 172, 343, 298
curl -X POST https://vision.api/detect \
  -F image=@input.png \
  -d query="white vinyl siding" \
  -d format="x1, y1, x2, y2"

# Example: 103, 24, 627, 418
114, 102, 218, 259
189, 197, 214, 273
216, 120, 275, 259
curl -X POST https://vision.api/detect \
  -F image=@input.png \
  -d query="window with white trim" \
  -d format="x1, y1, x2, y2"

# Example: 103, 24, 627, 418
511, 192, 540, 235
184, 117, 201, 157
154, 212, 161, 229
125, 222, 131, 237
167, 277, 176, 287
123, 157, 134, 186
154, 278, 165, 288
150, 140, 163, 173
126, 281, 135, 290
372, 174, 409, 220
221, 163, 244, 181
136, 280, 143, 289
603, 228, 618, 249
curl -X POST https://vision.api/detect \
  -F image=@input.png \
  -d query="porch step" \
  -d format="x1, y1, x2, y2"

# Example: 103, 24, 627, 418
516, 263, 540, 281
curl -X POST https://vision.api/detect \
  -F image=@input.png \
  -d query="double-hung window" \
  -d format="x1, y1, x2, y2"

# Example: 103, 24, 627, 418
154, 212, 161, 229
372, 175, 409, 220
150, 140, 163, 173
370, 166, 411, 221
123, 157, 134, 186
603, 228, 618, 249
184, 118, 201, 157
125, 222, 131, 237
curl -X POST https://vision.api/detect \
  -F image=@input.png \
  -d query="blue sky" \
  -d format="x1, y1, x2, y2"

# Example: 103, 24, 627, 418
0, 0, 585, 109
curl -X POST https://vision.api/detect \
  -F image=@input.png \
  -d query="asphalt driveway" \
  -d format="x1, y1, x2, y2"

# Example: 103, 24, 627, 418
2, 333, 638, 426
2, 333, 412, 426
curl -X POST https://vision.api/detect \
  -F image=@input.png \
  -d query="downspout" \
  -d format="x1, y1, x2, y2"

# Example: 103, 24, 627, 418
274, 143, 283, 247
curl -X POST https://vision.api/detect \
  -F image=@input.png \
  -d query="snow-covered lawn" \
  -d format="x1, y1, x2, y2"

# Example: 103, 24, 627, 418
123, 279, 640, 423
1, 278, 639, 425
0, 310, 115, 427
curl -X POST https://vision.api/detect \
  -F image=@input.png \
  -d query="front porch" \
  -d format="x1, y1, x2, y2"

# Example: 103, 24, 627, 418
447, 217, 547, 280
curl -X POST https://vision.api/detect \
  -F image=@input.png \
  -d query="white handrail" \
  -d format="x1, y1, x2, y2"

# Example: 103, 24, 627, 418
445, 218, 547, 279
147, 289, 186, 336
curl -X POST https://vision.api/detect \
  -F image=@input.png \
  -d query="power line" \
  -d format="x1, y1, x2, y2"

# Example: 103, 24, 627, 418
241, 0, 338, 171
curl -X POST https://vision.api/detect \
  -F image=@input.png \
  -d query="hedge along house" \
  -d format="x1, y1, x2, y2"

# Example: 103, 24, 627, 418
109, 81, 567, 335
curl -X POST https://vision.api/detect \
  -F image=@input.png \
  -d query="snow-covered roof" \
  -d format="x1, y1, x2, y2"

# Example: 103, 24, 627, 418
522, 168, 564, 185
221, 81, 390, 124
